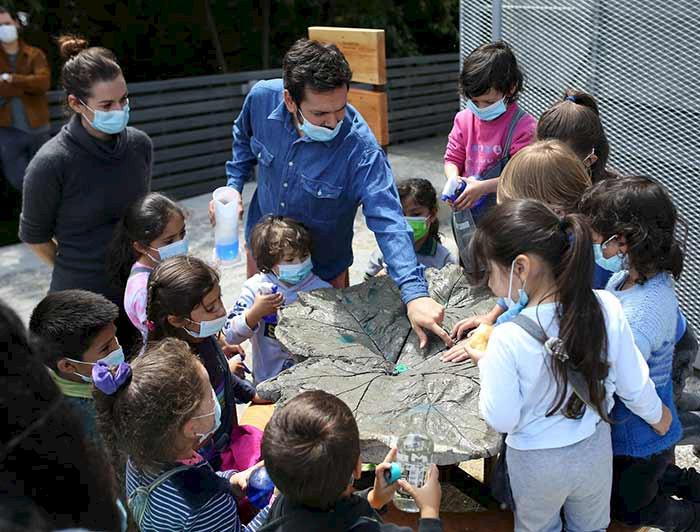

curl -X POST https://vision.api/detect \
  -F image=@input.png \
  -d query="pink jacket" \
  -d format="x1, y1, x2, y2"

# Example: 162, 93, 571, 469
444, 103, 537, 178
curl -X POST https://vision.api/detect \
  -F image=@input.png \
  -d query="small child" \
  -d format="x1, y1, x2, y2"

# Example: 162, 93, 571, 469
224, 216, 331, 384
28, 289, 123, 440
260, 390, 443, 531
93, 337, 269, 531
537, 90, 614, 183
580, 176, 700, 529
146, 255, 264, 473
444, 41, 536, 224
365, 179, 456, 279
441, 199, 669, 531
107, 192, 188, 339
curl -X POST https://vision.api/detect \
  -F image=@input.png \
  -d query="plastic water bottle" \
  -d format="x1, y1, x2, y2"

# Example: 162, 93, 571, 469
212, 186, 241, 266
259, 282, 280, 325
392, 426, 434, 513
246, 466, 275, 509
441, 176, 476, 270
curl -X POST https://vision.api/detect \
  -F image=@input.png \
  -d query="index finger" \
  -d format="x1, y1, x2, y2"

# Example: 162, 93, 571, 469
429, 322, 453, 347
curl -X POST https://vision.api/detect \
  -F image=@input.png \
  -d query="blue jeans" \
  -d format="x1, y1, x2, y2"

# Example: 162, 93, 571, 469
0, 127, 48, 190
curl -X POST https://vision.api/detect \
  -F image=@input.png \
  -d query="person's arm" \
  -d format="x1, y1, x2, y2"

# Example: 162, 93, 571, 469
476, 328, 522, 433
27, 240, 57, 265
19, 151, 61, 266
10, 48, 50, 95
223, 284, 283, 345
356, 149, 450, 347
443, 114, 466, 178
225, 84, 260, 194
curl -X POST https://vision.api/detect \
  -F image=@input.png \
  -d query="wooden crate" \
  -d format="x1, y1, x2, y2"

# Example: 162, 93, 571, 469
348, 88, 389, 146
308, 27, 386, 85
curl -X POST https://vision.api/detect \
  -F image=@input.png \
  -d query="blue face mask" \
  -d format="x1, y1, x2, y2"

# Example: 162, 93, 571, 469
192, 388, 222, 445
466, 97, 507, 121
496, 259, 529, 325
81, 99, 130, 135
593, 235, 625, 273
66, 345, 125, 383
277, 257, 313, 285
298, 109, 343, 142
185, 312, 227, 339
148, 237, 189, 262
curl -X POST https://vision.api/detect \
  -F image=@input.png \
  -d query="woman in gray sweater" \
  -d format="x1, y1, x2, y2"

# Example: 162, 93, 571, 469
19, 36, 151, 350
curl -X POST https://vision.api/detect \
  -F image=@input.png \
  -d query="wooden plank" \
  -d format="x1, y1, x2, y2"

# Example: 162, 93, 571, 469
156, 138, 232, 164
386, 53, 458, 67
388, 80, 457, 99
390, 124, 450, 143
130, 97, 241, 124
390, 101, 458, 121
389, 91, 459, 111
125, 68, 281, 94
155, 172, 224, 195
134, 85, 243, 108
388, 71, 457, 89
308, 27, 386, 85
348, 88, 389, 146
153, 153, 226, 178
387, 62, 461, 78
389, 111, 455, 131
151, 125, 233, 150
140, 113, 236, 137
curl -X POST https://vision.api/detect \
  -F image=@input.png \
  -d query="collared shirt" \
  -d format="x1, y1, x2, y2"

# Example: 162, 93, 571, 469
225, 79, 428, 304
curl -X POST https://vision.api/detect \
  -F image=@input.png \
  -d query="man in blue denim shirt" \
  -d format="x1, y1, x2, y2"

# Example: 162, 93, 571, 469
219, 39, 451, 348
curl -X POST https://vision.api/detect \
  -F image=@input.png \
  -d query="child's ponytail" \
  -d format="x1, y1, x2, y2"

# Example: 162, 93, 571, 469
550, 213, 610, 420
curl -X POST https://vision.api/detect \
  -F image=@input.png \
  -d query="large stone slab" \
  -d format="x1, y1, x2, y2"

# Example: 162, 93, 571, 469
258, 264, 502, 465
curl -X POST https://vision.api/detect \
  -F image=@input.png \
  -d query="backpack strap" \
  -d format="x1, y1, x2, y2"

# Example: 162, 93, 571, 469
500, 107, 526, 162
510, 314, 594, 409
129, 464, 189, 527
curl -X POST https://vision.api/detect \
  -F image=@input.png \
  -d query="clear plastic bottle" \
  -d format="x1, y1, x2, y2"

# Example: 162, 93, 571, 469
392, 424, 434, 513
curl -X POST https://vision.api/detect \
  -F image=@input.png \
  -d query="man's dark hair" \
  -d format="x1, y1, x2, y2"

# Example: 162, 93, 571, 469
29, 290, 119, 369
262, 390, 360, 510
459, 41, 524, 102
283, 38, 352, 105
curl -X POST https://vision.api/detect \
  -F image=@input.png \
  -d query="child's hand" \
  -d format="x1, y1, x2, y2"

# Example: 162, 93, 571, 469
652, 404, 673, 436
228, 357, 247, 379
396, 464, 441, 519
229, 462, 261, 498
221, 341, 246, 359
246, 292, 284, 328
368, 447, 399, 509
440, 339, 485, 363
451, 314, 493, 341
453, 176, 485, 211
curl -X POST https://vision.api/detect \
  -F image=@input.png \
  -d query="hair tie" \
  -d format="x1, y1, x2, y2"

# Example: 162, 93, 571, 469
92, 361, 132, 395
146, 320, 156, 332
565, 95, 576, 102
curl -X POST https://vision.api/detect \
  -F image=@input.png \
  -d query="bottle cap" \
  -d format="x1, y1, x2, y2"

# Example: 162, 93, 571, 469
384, 462, 402, 484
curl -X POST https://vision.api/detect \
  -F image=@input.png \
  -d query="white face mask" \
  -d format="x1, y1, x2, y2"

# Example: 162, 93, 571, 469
65, 345, 125, 383
0, 24, 18, 44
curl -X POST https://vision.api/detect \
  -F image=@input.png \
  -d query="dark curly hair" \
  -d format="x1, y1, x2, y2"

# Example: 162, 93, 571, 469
93, 337, 206, 473
579, 175, 684, 283
283, 38, 352, 105
459, 41, 524, 103
0, 300, 121, 531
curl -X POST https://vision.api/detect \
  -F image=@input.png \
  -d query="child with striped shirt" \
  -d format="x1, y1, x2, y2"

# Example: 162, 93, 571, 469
93, 337, 269, 532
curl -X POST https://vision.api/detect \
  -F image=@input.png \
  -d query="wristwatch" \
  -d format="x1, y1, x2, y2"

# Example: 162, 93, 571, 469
0, 73, 10, 82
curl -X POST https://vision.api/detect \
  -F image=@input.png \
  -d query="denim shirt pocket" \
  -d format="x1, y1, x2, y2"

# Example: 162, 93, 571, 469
250, 136, 274, 167
300, 174, 344, 225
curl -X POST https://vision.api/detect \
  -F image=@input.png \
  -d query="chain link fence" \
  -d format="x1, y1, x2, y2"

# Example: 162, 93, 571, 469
460, 0, 700, 331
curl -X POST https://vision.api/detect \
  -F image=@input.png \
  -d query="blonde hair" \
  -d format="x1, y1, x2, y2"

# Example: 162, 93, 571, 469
498, 140, 592, 215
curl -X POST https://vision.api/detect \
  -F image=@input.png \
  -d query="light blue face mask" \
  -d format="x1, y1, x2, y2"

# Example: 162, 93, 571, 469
466, 97, 507, 121
184, 311, 227, 339
81, 99, 130, 135
593, 235, 625, 273
278, 256, 313, 285
66, 345, 125, 383
495, 259, 529, 325
148, 236, 189, 262
298, 109, 343, 142
192, 387, 222, 445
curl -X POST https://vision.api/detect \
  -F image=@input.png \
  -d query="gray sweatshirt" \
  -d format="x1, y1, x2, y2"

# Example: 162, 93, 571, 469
19, 114, 152, 301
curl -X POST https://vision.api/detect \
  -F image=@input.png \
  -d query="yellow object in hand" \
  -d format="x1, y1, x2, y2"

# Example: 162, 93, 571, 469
468, 324, 493, 351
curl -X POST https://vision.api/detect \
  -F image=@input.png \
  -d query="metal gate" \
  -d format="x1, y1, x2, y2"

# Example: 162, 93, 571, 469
460, 0, 700, 330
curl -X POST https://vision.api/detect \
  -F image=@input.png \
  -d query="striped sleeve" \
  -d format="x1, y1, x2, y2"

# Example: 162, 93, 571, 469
187, 490, 241, 531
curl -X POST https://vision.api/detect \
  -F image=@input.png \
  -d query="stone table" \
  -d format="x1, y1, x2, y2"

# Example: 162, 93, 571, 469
258, 264, 502, 465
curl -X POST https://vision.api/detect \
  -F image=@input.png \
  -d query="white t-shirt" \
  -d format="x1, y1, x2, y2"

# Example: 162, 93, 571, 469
478, 290, 662, 451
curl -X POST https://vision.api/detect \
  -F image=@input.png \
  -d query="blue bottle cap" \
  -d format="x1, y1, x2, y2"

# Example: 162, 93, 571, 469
384, 462, 402, 484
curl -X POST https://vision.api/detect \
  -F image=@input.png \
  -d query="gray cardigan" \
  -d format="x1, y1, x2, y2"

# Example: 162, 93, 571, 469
19, 114, 152, 301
